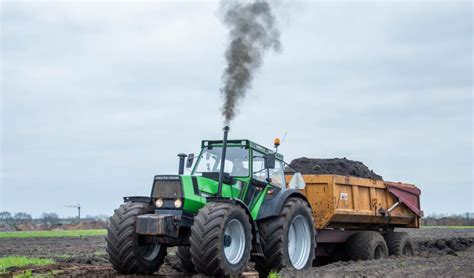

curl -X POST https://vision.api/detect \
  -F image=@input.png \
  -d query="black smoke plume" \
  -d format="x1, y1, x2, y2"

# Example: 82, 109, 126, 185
219, 0, 281, 124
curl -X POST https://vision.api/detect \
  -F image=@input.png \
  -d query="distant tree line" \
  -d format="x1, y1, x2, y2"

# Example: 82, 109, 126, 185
2, 210, 473, 228
421, 212, 474, 226
0, 211, 62, 226
0, 211, 110, 227
0, 211, 33, 224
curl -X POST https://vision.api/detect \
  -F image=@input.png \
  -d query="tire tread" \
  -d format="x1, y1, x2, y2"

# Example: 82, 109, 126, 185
106, 202, 166, 274
384, 232, 415, 256
190, 202, 252, 276
346, 231, 388, 261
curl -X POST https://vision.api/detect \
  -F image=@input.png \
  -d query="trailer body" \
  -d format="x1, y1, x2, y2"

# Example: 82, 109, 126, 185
285, 174, 421, 259
290, 175, 421, 230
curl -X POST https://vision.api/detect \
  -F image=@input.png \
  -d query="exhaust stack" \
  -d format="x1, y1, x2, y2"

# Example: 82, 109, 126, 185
177, 153, 187, 175
217, 126, 230, 197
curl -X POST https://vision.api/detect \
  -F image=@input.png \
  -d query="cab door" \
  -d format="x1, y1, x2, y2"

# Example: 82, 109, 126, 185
240, 150, 269, 210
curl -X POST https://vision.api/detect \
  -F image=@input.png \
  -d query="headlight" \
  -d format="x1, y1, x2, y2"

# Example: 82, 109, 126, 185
174, 199, 182, 208
155, 198, 164, 208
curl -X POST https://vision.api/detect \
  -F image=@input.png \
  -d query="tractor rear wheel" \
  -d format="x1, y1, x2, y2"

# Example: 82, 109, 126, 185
177, 246, 195, 272
106, 201, 166, 274
346, 231, 388, 261
254, 197, 315, 277
190, 202, 252, 276
384, 232, 415, 256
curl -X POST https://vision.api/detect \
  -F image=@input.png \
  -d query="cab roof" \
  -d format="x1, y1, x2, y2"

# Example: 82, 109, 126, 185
201, 139, 284, 160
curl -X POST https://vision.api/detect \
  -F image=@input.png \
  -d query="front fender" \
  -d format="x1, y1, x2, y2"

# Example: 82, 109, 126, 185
123, 196, 151, 204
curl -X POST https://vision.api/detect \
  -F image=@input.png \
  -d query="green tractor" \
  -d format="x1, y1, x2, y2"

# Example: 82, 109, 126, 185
105, 127, 315, 276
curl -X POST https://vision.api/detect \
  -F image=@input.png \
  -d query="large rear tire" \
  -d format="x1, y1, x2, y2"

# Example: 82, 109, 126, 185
190, 202, 252, 276
346, 231, 388, 261
384, 232, 415, 256
106, 202, 166, 274
254, 197, 315, 277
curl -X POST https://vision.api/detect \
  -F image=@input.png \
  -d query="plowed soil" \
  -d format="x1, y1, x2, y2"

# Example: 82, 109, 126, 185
0, 228, 473, 277
286, 157, 383, 180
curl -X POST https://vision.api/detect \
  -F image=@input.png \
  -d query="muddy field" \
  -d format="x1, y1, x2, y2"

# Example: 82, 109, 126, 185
1, 228, 473, 277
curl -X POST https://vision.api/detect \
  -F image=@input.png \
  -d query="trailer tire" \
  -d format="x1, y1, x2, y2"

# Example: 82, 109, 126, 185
190, 202, 252, 276
254, 197, 315, 277
346, 231, 388, 261
177, 246, 195, 273
106, 202, 166, 274
384, 232, 415, 256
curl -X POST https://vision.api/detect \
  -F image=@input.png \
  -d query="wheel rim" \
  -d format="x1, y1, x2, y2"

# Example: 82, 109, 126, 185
403, 244, 413, 256
224, 219, 246, 265
139, 243, 161, 261
288, 215, 311, 269
374, 245, 385, 259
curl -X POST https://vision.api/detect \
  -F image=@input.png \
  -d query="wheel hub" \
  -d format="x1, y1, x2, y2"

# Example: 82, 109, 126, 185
224, 234, 232, 247
223, 219, 246, 265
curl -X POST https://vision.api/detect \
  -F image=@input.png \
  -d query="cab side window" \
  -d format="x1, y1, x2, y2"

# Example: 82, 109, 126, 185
269, 161, 285, 188
252, 151, 285, 187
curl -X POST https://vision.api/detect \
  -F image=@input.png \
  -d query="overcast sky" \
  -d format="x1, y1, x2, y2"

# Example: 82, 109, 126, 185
1, 1, 472, 218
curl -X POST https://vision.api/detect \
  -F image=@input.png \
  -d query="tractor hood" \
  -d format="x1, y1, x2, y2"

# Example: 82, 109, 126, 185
151, 174, 244, 212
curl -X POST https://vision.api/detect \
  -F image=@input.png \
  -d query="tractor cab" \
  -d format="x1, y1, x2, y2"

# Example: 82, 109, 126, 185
161, 139, 288, 219
189, 139, 286, 188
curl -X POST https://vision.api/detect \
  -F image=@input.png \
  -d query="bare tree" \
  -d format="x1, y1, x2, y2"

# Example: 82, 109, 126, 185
40, 213, 59, 226
0, 211, 12, 224
13, 212, 32, 224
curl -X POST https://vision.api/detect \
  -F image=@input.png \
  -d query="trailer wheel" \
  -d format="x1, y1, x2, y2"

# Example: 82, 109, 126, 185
190, 202, 252, 276
255, 197, 315, 277
177, 246, 195, 273
384, 232, 415, 256
106, 202, 166, 274
346, 231, 388, 261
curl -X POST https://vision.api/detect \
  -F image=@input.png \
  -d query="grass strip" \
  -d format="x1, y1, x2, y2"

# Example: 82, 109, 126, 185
0, 257, 54, 273
0, 229, 106, 238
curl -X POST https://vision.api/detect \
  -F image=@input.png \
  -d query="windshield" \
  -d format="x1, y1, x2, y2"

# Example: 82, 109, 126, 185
194, 146, 250, 177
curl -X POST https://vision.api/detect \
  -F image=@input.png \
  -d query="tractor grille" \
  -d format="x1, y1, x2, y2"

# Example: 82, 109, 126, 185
151, 175, 183, 199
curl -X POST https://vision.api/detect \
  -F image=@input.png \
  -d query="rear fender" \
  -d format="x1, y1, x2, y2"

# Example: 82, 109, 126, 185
257, 189, 310, 220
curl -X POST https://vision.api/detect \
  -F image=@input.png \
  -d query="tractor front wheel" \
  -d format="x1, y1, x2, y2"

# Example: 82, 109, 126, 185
106, 201, 166, 274
190, 202, 252, 276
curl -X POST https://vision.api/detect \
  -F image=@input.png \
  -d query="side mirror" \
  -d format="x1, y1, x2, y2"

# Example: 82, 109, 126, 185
264, 153, 276, 169
186, 153, 195, 168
